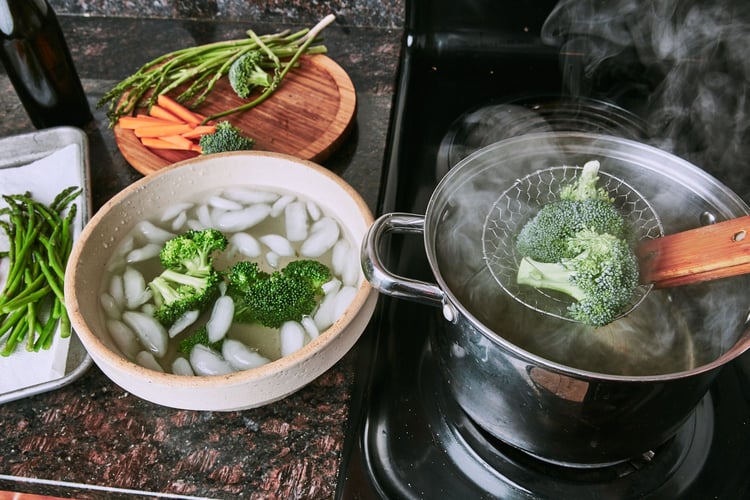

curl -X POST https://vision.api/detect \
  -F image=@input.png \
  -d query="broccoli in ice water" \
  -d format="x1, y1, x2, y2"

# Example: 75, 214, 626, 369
148, 229, 228, 326
226, 259, 332, 329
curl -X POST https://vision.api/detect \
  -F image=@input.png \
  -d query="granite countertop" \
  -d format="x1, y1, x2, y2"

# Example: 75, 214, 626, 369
0, 12, 402, 500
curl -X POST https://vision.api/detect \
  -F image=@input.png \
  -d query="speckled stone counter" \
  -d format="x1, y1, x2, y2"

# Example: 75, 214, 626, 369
0, 10, 402, 499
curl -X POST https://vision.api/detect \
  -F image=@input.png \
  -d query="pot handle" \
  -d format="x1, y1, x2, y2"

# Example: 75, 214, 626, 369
361, 212, 446, 309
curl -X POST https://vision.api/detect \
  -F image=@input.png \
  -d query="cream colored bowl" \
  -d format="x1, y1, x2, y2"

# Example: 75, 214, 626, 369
65, 151, 377, 411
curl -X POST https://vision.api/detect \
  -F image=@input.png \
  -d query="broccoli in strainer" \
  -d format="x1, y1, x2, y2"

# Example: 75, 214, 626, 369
515, 161, 640, 327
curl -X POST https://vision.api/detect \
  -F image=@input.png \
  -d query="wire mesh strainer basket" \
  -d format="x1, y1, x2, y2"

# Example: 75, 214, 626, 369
481, 164, 664, 323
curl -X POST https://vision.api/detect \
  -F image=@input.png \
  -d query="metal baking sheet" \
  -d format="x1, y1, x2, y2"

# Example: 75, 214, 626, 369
0, 126, 93, 404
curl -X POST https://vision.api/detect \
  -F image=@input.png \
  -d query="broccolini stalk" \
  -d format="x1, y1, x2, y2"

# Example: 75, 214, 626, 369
204, 14, 336, 122
97, 16, 333, 127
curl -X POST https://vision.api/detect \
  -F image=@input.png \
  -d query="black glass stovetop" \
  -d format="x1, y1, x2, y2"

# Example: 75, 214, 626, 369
337, 1, 750, 498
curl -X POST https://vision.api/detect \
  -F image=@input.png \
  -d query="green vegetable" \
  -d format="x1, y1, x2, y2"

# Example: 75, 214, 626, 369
227, 259, 332, 328
514, 161, 639, 326
558, 160, 613, 203
281, 259, 332, 293
228, 51, 273, 99
149, 229, 228, 326
159, 228, 228, 272
198, 121, 256, 155
516, 161, 625, 263
149, 270, 223, 327
0, 187, 81, 355
178, 325, 223, 354
97, 15, 335, 127
516, 198, 625, 263
225, 260, 268, 323
516, 230, 640, 327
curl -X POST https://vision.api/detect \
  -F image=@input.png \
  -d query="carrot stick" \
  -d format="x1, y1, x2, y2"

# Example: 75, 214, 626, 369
190, 143, 203, 154
118, 115, 180, 129
134, 123, 193, 138
140, 137, 197, 151
148, 104, 184, 123
181, 125, 217, 139
159, 134, 195, 149
157, 95, 205, 126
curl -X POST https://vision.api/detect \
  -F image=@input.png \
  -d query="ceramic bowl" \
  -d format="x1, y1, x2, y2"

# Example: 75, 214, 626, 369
65, 151, 377, 411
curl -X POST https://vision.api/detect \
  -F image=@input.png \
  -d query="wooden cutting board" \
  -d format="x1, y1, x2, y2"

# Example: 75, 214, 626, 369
114, 55, 356, 175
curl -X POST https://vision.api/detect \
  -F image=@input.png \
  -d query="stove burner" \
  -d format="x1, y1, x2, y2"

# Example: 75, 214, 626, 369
422, 335, 715, 498
436, 96, 647, 179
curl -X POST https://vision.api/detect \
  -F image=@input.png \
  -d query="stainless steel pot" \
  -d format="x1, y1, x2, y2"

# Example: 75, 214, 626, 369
362, 132, 750, 465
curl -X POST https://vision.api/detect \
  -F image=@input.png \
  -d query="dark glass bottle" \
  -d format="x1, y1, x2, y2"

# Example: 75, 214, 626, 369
0, 0, 92, 128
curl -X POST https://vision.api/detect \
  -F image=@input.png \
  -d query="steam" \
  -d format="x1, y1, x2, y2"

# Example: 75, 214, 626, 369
542, 0, 750, 200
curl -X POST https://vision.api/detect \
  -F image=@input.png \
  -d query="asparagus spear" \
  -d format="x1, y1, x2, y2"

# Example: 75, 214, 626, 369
0, 186, 81, 355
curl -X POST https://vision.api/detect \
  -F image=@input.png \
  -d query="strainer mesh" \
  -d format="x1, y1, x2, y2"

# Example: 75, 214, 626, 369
481, 165, 664, 322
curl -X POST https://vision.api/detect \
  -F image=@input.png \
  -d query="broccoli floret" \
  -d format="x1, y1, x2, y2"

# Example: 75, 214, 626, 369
559, 160, 612, 203
243, 272, 317, 328
148, 229, 228, 326
159, 228, 228, 274
226, 260, 268, 289
281, 259, 332, 294
516, 198, 626, 262
228, 259, 332, 328
225, 261, 269, 323
178, 325, 223, 354
149, 269, 223, 326
228, 51, 272, 99
199, 121, 255, 155
516, 160, 627, 263
516, 229, 639, 326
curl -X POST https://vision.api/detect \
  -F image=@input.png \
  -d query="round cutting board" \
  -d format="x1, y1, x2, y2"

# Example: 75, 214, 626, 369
114, 55, 356, 175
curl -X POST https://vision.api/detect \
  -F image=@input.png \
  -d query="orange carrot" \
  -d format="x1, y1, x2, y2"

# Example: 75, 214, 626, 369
190, 143, 203, 154
118, 115, 179, 129
181, 125, 217, 139
157, 94, 205, 126
159, 134, 195, 150
134, 123, 193, 138
140, 137, 198, 151
148, 104, 184, 123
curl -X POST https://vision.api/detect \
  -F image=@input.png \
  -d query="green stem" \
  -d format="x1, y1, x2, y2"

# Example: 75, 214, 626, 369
0, 284, 51, 314
202, 16, 334, 122
0, 308, 27, 356
34, 312, 58, 351
0, 186, 81, 355
97, 19, 331, 126
25, 302, 36, 351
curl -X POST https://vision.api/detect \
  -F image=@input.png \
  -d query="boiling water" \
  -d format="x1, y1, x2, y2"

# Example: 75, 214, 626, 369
440, 245, 749, 377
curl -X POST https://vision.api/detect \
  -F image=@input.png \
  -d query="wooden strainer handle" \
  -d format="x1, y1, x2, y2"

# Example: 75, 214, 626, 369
638, 215, 750, 288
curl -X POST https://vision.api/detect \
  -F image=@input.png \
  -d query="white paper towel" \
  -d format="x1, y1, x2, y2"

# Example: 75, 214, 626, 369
0, 144, 82, 393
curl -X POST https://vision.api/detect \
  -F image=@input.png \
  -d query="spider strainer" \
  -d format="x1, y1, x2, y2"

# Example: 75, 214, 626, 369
481, 165, 664, 323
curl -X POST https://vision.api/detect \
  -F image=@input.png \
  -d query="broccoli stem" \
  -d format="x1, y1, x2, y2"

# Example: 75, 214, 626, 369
160, 269, 209, 289
149, 276, 183, 307
516, 257, 588, 302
